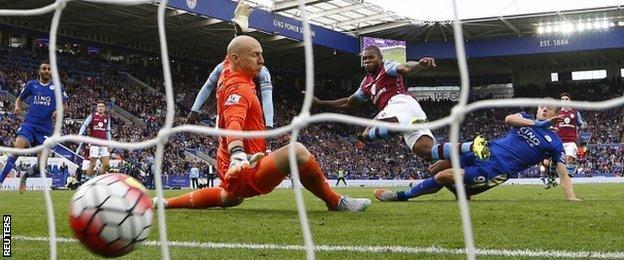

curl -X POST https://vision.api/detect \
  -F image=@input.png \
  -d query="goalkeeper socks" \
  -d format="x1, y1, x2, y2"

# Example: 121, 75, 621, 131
166, 187, 223, 209
396, 177, 443, 200
430, 142, 473, 161
298, 156, 341, 209
0, 155, 17, 184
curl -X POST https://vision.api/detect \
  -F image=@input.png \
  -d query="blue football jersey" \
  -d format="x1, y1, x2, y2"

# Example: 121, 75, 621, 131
18, 80, 68, 129
490, 112, 566, 174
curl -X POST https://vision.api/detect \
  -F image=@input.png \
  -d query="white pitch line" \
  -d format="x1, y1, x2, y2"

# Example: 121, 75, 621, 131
12, 235, 624, 259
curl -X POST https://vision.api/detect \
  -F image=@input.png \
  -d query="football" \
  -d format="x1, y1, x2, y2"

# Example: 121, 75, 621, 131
69, 174, 153, 257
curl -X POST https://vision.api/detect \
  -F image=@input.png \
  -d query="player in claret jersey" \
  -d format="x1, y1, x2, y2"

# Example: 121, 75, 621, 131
76, 101, 112, 176
542, 93, 587, 188
0, 61, 69, 193
312, 46, 439, 161
556, 93, 586, 176
157, 36, 370, 212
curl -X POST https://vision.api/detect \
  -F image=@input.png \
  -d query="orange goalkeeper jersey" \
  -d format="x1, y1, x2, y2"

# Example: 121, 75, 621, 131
216, 57, 266, 178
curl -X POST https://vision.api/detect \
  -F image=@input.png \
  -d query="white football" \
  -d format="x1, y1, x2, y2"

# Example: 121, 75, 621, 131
69, 173, 153, 257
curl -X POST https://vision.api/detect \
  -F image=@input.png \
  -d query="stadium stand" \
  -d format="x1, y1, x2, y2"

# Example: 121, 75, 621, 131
1, 42, 623, 183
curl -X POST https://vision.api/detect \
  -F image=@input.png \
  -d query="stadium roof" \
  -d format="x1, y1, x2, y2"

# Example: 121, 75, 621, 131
241, 1, 624, 42
245, 0, 417, 33
2, 1, 623, 71
370, 0, 624, 21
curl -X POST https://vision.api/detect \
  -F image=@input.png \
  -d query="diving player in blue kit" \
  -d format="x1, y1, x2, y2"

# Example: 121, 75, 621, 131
375, 102, 581, 202
0, 61, 68, 193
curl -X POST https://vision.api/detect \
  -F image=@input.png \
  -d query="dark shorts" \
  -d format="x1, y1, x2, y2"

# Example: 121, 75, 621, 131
459, 153, 509, 194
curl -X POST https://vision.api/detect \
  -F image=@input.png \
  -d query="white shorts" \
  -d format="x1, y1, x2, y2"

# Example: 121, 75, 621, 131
82, 160, 90, 171
563, 142, 578, 159
89, 145, 110, 159
375, 94, 434, 149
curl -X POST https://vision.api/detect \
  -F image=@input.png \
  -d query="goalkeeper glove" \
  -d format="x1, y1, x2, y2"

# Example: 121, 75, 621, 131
232, 1, 253, 33
226, 146, 265, 178
187, 111, 201, 124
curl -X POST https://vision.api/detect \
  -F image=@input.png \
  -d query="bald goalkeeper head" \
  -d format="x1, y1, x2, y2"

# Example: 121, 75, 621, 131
227, 35, 265, 78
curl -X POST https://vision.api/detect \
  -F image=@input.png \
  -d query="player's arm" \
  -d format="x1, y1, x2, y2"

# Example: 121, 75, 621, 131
312, 88, 368, 110
232, 0, 252, 36
188, 63, 223, 123
77, 115, 92, 136
222, 90, 252, 177
76, 115, 92, 153
106, 117, 112, 141
14, 83, 32, 115
555, 162, 581, 201
504, 112, 558, 129
576, 111, 587, 129
258, 67, 274, 128
394, 57, 436, 76
53, 86, 70, 120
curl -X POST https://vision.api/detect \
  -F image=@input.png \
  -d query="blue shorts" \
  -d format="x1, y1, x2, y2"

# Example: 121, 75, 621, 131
17, 124, 51, 147
459, 153, 509, 193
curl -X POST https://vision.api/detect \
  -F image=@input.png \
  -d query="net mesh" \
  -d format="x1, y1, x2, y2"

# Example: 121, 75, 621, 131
2, 1, 624, 260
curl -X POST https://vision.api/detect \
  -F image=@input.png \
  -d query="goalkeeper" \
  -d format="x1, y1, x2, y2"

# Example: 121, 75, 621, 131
187, 0, 274, 131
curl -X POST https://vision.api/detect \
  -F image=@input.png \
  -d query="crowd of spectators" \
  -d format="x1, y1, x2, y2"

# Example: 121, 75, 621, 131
1, 44, 623, 183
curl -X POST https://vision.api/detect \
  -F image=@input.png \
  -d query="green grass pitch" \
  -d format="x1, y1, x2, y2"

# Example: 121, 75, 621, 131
1, 184, 623, 259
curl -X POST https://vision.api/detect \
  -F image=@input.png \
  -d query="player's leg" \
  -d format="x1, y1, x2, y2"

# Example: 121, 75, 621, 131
164, 143, 369, 211
375, 169, 452, 201
98, 146, 111, 175
99, 156, 110, 176
563, 143, 578, 177
260, 143, 342, 208
335, 178, 340, 187
0, 137, 29, 184
428, 135, 490, 161
375, 152, 481, 201
358, 117, 397, 141
86, 145, 99, 176
87, 157, 97, 176
19, 151, 49, 194
254, 142, 369, 211
341, 178, 347, 186
541, 159, 556, 189
162, 185, 244, 209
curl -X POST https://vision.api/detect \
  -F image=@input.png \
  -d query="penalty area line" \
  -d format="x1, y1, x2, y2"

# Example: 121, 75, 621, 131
13, 235, 624, 259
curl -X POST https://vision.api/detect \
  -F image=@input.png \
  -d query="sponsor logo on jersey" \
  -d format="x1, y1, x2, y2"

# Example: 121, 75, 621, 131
545, 135, 552, 143
33, 95, 52, 106
518, 127, 540, 147
49, 85, 55, 90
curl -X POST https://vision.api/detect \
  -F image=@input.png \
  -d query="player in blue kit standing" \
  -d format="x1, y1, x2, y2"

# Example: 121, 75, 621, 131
0, 61, 68, 193
374, 103, 581, 202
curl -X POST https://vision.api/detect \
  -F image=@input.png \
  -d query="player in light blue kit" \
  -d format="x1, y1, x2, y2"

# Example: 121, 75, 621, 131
0, 62, 68, 193
374, 103, 581, 202
187, 64, 274, 128
186, 0, 274, 130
